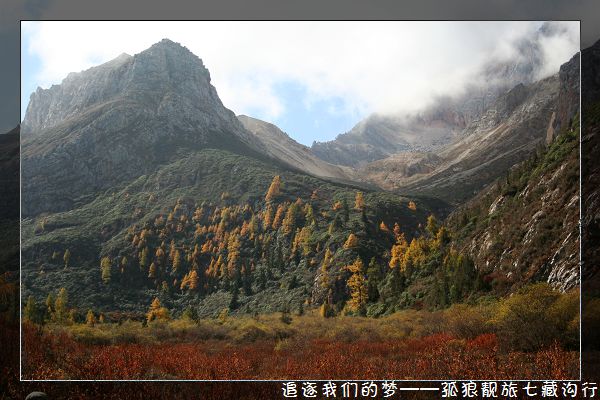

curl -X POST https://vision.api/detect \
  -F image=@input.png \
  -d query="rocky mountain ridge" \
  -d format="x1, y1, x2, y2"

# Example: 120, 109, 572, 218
237, 115, 355, 183
21, 39, 270, 217
361, 74, 562, 203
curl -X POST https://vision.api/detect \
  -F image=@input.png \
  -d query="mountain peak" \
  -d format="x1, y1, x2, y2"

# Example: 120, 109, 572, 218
22, 39, 216, 135
141, 38, 201, 63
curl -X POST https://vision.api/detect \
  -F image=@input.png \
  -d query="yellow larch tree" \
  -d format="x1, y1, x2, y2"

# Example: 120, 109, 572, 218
147, 297, 170, 322
354, 191, 366, 210
389, 233, 408, 270
272, 204, 286, 230
344, 233, 359, 249
265, 175, 282, 202
346, 257, 367, 313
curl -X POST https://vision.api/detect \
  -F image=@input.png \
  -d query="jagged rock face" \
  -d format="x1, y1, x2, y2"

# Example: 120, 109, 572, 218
582, 39, 600, 290
22, 53, 134, 135
460, 156, 579, 292
21, 39, 264, 217
554, 52, 581, 134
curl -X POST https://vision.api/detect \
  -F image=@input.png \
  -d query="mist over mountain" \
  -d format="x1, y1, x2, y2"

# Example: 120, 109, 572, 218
393, 75, 561, 203
311, 22, 576, 169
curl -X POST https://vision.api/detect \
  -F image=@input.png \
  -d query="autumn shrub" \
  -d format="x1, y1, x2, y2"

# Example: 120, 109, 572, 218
547, 289, 579, 349
493, 283, 577, 352
444, 303, 495, 339
228, 318, 278, 343
66, 324, 116, 345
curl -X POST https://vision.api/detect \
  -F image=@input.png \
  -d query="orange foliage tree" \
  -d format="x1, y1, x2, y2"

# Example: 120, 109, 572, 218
265, 175, 282, 202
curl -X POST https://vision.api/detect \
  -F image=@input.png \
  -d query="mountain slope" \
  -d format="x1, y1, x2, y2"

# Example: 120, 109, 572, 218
20, 39, 449, 317
21, 148, 446, 316
446, 116, 579, 292
365, 75, 560, 203
238, 115, 354, 182
312, 112, 463, 167
582, 39, 600, 293
444, 50, 581, 292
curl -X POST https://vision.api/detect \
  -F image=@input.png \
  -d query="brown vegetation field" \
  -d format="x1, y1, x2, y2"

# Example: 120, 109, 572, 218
22, 291, 580, 381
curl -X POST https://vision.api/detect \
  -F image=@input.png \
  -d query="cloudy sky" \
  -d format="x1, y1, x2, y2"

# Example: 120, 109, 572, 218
21, 21, 579, 145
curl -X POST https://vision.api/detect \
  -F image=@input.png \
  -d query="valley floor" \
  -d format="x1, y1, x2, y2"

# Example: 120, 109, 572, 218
22, 306, 579, 380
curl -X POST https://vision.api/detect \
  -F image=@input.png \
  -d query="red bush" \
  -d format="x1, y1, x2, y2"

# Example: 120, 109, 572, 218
21, 325, 577, 380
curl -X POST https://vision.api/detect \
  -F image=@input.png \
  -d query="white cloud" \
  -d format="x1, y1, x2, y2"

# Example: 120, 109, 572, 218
535, 22, 580, 80
22, 21, 579, 122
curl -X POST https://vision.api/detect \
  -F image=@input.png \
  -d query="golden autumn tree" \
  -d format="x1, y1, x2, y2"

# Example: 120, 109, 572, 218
155, 247, 166, 265
54, 288, 68, 323
248, 214, 259, 238
85, 309, 96, 326
304, 203, 316, 226
180, 272, 190, 290
379, 221, 390, 232
332, 200, 343, 211
193, 206, 204, 222
434, 226, 451, 248
297, 226, 313, 256
272, 204, 286, 230
24, 296, 41, 324
148, 262, 157, 279
172, 250, 182, 274
346, 257, 367, 313
265, 175, 282, 202
120, 256, 128, 274
188, 270, 199, 291
147, 297, 170, 322
389, 233, 408, 270
226, 234, 241, 277
100, 256, 112, 284
344, 233, 359, 249
192, 243, 201, 262
215, 254, 226, 278
401, 237, 428, 277
354, 191, 366, 210
221, 191, 231, 202
320, 248, 333, 289
45, 293, 55, 319
426, 214, 440, 237
263, 204, 274, 230
282, 201, 301, 235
